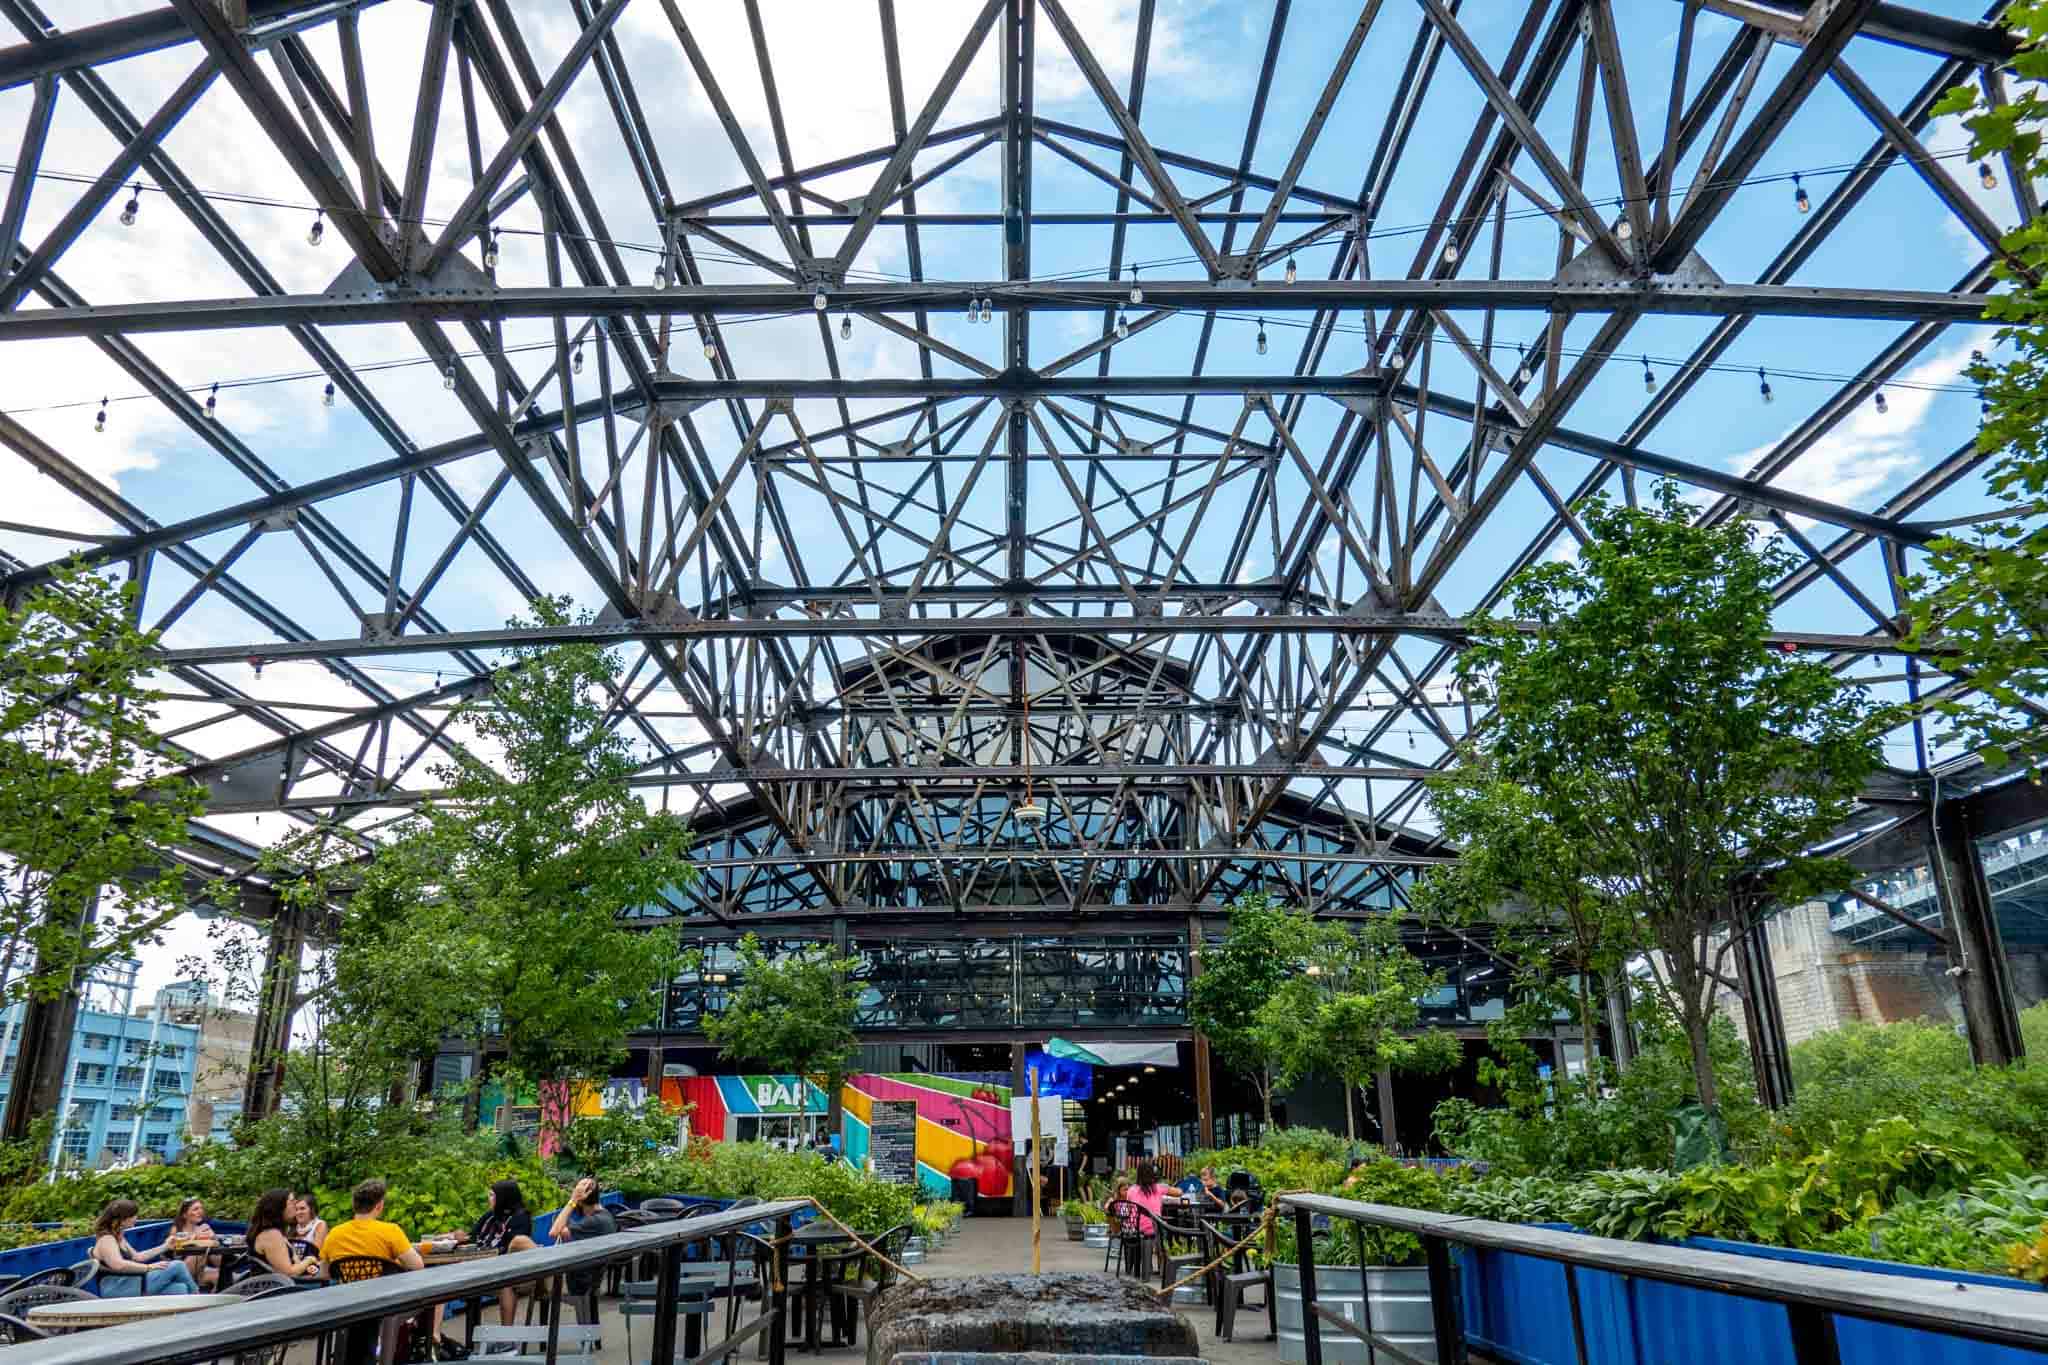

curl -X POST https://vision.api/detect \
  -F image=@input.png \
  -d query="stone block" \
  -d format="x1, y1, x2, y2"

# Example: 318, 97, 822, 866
867, 1273, 1199, 1365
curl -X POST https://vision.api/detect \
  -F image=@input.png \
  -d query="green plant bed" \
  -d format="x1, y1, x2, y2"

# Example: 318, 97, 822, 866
611, 1140, 916, 1233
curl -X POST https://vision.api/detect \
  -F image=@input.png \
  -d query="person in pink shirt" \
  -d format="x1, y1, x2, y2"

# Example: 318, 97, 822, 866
1118, 1161, 1174, 1235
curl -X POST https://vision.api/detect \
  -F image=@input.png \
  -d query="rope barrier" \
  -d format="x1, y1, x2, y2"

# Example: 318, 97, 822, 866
1151, 1200, 1286, 1299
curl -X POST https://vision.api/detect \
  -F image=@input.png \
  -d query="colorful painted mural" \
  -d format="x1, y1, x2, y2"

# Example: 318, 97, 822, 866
840, 1073, 1013, 1198
675, 1074, 829, 1141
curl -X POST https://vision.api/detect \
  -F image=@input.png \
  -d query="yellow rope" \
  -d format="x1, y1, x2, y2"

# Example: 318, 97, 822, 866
1151, 1204, 1280, 1299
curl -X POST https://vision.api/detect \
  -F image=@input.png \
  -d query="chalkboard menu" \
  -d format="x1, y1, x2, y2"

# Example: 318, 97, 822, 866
869, 1100, 918, 1184
498, 1104, 542, 1145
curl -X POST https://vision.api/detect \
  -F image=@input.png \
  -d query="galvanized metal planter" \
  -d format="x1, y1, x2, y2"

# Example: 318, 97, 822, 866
1273, 1263, 1435, 1365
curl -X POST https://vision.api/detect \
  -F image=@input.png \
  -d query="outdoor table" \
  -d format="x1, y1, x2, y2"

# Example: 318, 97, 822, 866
788, 1223, 855, 1354
419, 1243, 503, 1353
26, 1292, 240, 1334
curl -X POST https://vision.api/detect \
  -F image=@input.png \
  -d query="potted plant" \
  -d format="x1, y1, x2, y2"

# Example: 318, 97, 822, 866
1080, 1202, 1110, 1248
1266, 1161, 1449, 1365
1059, 1198, 1087, 1240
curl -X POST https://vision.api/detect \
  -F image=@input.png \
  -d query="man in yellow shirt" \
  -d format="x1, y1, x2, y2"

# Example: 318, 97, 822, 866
322, 1179, 426, 1269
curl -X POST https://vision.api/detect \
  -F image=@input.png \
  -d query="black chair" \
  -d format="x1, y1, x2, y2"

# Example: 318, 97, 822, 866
223, 1272, 296, 1299
821, 1223, 913, 1348
639, 1198, 686, 1221
1103, 1200, 1156, 1279
0, 1284, 94, 1319
622, 1266, 717, 1364
63, 1260, 96, 1289
322, 1257, 411, 1364
10, 1265, 77, 1292
1155, 1206, 1208, 1300
0, 1312, 46, 1344
1202, 1218, 1274, 1344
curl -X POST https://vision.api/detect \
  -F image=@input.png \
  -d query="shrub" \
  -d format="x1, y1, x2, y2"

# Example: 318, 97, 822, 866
611, 1140, 915, 1232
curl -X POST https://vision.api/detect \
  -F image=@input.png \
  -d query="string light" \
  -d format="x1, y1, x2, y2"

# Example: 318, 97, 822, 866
1616, 216, 1633, 242
1512, 345, 1530, 387
1758, 367, 1773, 404
442, 363, 456, 390
307, 211, 324, 247
1793, 172, 1810, 214
1284, 254, 1297, 285
703, 335, 718, 361
1256, 319, 1267, 356
980, 296, 993, 323
1873, 385, 1887, 415
119, 184, 139, 227
94, 398, 106, 433
1115, 307, 1129, 340
572, 345, 585, 374
1387, 345, 1403, 370
1442, 239, 1459, 265
322, 381, 335, 407
1128, 266, 1143, 305
203, 383, 218, 421
1980, 162, 1999, 190
967, 296, 980, 324
840, 314, 852, 342
812, 285, 828, 311
482, 229, 500, 271
653, 256, 669, 289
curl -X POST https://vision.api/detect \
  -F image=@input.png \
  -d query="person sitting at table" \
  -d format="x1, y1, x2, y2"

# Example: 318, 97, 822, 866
167, 1197, 220, 1289
91, 1198, 200, 1296
1190, 1166, 1228, 1209
248, 1188, 323, 1282
1121, 1161, 1172, 1235
548, 1177, 615, 1324
448, 1178, 538, 1326
288, 1191, 328, 1257
323, 1180, 447, 1354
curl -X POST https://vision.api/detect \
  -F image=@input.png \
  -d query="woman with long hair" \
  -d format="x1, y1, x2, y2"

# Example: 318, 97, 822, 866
248, 1189, 323, 1281
91, 1200, 199, 1296
287, 1191, 327, 1256
167, 1197, 219, 1288
444, 1177, 540, 1324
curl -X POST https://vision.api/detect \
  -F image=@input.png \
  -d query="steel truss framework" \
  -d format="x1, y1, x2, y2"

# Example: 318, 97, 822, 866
0, 0, 2034, 953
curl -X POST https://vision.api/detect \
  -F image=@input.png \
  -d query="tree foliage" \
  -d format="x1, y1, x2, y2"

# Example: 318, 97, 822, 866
0, 562, 206, 1003
1187, 892, 1301, 1125
1455, 483, 1889, 1112
701, 934, 861, 1106
1909, 12, 2048, 775
1256, 915, 1459, 1140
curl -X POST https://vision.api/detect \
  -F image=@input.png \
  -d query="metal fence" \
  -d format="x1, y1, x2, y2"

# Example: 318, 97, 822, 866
6, 1198, 809, 1365
1278, 1192, 2048, 1365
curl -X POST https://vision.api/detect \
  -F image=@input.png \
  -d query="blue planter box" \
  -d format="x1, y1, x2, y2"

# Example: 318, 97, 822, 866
0, 1218, 249, 1289
1458, 1226, 2045, 1365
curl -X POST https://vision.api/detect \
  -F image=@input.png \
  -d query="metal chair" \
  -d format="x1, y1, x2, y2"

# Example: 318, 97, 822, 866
474, 1323, 602, 1358
11, 1265, 78, 1292
0, 1312, 47, 1344
622, 1266, 718, 1364
0, 1284, 94, 1319
1156, 1206, 1208, 1301
323, 1255, 398, 1284
821, 1223, 913, 1348
62, 1260, 96, 1289
223, 1272, 296, 1299
1103, 1200, 1156, 1279
1202, 1218, 1274, 1344
638, 1198, 686, 1221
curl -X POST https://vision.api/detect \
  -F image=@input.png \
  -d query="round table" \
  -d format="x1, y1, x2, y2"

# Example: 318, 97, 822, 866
788, 1224, 855, 1354
27, 1292, 241, 1333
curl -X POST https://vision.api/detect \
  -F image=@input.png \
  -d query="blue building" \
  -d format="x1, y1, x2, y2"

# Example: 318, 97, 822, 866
0, 965, 201, 1168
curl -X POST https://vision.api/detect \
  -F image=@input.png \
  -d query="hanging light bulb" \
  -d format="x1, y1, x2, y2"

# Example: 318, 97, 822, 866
980, 296, 993, 323
120, 184, 140, 227
1793, 172, 1810, 214
1873, 386, 1888, 415
94, 399, 107, 433
442, 363, 456, 390
840, 314, 852, 342
1284, 254, 1297, 285
322, 381, 336, 408
1387, 346, 1403, 370
1757, 367, 1773, 404
812, 285, 828, 311
1442, 238, 1459, 265
1642, 355, 1656, 394
703, 334, 718, 361
1980, 161, 1999, 191
1115, 308, 1129, 340
966, 296, 980, 324
203, 383, 218, 422
1256, 319, 1267, 356
483, 229, 500, 271
1128, 267, 1143, 305
1616, 216, 1633, 242
307, 211, 325, 247
572, 345, 585, 375
653, 256, 669, 289
1513, 345, 1530, 387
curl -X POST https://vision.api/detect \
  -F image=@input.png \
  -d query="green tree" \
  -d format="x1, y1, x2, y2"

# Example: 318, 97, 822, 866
346, 596, 693, 1121
1188, 892, 1301, 1128
1256, 916, 1459, 1143
1456, 483, 1889, 1114
1414, 761, 1634, 1104
0, 562, 207, 1139
702, 934, 862, 1138
1908, 13, 2048, 775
